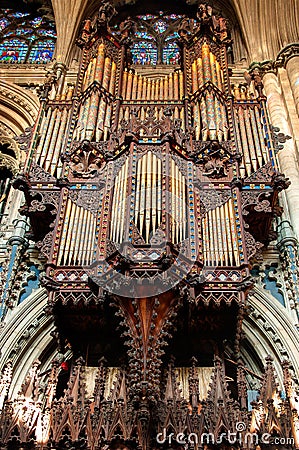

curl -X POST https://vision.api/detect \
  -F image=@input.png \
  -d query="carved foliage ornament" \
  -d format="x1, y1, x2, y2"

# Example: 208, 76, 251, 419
193, 140, 237, 178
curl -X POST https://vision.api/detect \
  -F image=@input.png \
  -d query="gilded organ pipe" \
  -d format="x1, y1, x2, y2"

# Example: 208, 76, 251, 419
169, 72, 174, 98
122, 68, 128, 98
38, 108, 57, 167
254, 106, 270, 163
174, 72, 179, 99
109, 61, 117, 94
202, 199, 240, 267
95, 43, 105, 84
57, 198, 97, 266
110, 152, 188, 245
191, 43, 228, 141
137, 75, 143, 100
234, 103, 270, 177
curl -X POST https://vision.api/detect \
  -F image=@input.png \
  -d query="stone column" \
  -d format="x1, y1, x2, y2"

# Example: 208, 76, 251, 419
262, 70, 299, 239
0, 217, 29, 319
286, 55, 299, 116
277, 44, 299, 117
277, 219, 299, 326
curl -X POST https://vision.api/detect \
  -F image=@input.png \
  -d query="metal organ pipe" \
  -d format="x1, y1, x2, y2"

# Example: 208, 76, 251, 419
120, 71, 185, 129
202, 198, 240, 267
111, 153, 188, 245
35, 85, 74, 178
191, 43, 228, 141
73, 49, 117, 143
233, 99, 270, 177
95, 43, 105, 84
57, 198, 97, 266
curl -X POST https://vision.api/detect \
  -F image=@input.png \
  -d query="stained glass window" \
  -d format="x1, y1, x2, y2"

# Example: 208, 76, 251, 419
0, 18, 9, 30
28, 39, 54, 63
131, 41, 158, 65
153, 19, 167, 33
163, 41, 180, 64
135, 30, 155, 40
136, 14, 157, 21
165, 32, 180, 41
0, 39, 28, 63
0, 8, 56, 64
128, 13, 183, 65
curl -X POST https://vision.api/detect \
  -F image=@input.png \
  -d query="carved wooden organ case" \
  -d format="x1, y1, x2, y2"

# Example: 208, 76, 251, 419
17, 6, 288, 401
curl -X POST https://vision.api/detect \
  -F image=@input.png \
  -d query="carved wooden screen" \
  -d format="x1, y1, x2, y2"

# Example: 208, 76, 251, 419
10, 4, 292, 449
17, 4, 287, 319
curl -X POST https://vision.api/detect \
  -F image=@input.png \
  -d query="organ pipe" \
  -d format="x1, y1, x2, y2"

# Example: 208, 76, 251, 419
57, 198, 97, 266
191, 43, 228, 142
202, 198, 240, 267
121, 70, 185, 105
111, 153, 188, 245
234, 104, 270, 177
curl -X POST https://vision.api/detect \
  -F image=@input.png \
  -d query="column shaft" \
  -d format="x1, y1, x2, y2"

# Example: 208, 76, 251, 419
286, 56, 299, 117
263, 71, 299, 239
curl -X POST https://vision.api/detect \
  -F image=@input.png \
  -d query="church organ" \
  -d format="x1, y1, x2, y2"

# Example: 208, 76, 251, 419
3, 3, 296, 450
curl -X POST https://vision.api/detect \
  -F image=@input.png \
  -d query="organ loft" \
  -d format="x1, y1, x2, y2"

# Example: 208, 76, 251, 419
0, 1, 299, 449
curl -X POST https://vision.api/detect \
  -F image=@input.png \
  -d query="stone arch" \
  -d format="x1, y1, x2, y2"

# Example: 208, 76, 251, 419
241, 285, 299, 387
0, 80, 39, 217
0, 137, 20, 175
0, 80, 39, 136
0, 288, 57, 399
77, 0, 248, 64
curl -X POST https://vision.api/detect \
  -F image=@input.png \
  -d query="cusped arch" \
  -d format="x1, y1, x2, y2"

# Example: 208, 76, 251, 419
80, 0, 248, 64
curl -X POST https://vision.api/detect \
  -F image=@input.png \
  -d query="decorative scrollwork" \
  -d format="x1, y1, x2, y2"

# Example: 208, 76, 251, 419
192, 140, 237, 178
241, 191, 272, 215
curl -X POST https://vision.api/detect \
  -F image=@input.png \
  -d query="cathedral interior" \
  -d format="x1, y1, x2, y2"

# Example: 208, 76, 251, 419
0, 0, 299, 449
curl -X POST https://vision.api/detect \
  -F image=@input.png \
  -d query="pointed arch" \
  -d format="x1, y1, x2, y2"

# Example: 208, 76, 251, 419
0, 80, 39, 135
0, 289, 56, 399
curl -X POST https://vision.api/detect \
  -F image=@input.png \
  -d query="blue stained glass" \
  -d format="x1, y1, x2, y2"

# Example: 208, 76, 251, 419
15, 28, 34, 35
164, 14, 183, 20
38, 28, 56, 38
0, 39, 28, 63
163, 41, 180, 64
8, 12, 30, 18
136, 14, 157, 21
0, 18, 9, 30
135, 30, 154, 40
165, 32, 179, 41
153, 19, 167, 33
131, 41, 157, 65
28, 39, 55, 63
0, 9, 56, 64
30, 17, 43, 27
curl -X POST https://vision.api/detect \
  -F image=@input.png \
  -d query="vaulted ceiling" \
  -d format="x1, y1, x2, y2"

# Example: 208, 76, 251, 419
49, 0, 299, 66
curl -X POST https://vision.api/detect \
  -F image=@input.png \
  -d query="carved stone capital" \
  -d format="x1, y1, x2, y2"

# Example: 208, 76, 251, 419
275, 43, 299, 68
248, 60, 276, 78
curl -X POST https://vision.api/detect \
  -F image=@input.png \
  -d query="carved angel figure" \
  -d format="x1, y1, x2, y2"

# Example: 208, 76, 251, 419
196, 3, 219, 34
119, 17, 137, 41
97, 0, 116, 25
178, 15, 194, 40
